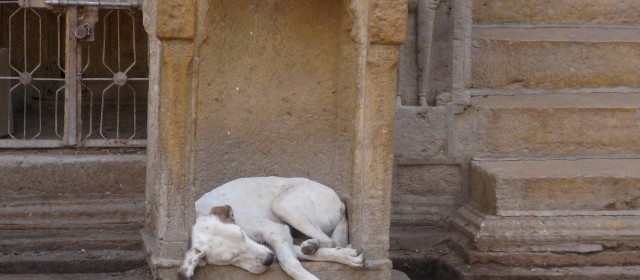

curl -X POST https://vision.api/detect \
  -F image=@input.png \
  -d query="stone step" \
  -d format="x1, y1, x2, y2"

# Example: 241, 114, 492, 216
470, 159, 640, 216
473, 0, 640, 25
472, 0, 640, 90
470, 29, 640, 89
0, 229, 143, 253
0, 250, 147, 274
0, 194, 144, 253
454, 93, 640, 157
464, 264, 640, 280
0, 195, 144, 230
0, 267, 151, 280
0, 153, 145, 197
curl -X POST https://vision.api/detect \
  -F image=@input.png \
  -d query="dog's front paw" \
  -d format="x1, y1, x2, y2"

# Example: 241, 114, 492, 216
341, 248, 364, 268
301, 239, 319, 255
177, 268, 191, 280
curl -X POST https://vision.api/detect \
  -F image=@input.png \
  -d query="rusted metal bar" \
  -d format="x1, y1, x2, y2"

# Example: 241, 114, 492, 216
43, 0, 142, 9
0, 139, 64, 148
82, 138, 145, 147
63, 6, 78, 146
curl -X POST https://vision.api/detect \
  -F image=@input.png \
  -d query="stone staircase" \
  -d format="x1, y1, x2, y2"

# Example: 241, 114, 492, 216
0, 153, 147, 276
451, 1, 640, 278
452, 95, 640, 279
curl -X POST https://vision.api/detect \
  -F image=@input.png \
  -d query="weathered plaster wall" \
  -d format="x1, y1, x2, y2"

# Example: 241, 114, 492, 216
194, 0, 353, 198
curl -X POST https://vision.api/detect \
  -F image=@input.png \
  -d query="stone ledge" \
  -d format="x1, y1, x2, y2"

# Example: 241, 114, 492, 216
473, 0, 640, 25
0, 250, 146, 274
189, 260, 391, 280
462, 264, 640, 280
473, 27, 640, 42
471, 159, 640, 214
471, 40, 640, 88
143, 230, 391, 280
0, 154, 146, 197
451, 205, 640, 253
453, 93, 640, 157
467, 250, 640, 268
152, 259, 392, 280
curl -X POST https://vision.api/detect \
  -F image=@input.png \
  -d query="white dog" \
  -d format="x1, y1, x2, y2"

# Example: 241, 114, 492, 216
177, 177, 364, 280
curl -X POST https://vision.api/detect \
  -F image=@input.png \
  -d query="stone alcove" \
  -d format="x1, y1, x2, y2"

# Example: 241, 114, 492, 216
141, 0, 407, 279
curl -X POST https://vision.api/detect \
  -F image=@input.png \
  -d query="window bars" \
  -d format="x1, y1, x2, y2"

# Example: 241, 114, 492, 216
0, 1, 148, 148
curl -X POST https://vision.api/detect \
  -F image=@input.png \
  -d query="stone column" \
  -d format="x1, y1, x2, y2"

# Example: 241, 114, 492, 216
141, 0, 198, 278
350, 0, 408, 274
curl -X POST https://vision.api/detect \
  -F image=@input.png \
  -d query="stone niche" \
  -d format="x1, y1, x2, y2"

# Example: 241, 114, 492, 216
141, 0, 407, 279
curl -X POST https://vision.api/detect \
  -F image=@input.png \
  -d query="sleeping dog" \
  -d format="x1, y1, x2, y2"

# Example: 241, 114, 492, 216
177, 177, 364, 280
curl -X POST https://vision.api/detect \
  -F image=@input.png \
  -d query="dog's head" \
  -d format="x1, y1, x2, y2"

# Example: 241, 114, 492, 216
195, 205, 274, 274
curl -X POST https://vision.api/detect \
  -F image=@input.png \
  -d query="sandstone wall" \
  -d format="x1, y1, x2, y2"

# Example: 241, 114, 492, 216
193, 0, 354, 198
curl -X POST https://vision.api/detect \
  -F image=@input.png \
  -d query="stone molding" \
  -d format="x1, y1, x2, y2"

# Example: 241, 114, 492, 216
451, 205, 640, 267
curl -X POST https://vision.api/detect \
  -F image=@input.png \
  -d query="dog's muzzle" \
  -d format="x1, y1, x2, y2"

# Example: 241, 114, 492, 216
263, 252, 275, 266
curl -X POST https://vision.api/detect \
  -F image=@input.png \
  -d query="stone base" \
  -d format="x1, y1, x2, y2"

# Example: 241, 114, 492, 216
153, 259, 391, 280
460, 264, 640, 280
142, 230, 391, 280
449, 204, 640, 277
400, 243, 640, 280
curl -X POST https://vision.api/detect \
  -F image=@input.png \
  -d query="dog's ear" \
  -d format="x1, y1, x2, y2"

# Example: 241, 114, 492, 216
210, 205, 235, 224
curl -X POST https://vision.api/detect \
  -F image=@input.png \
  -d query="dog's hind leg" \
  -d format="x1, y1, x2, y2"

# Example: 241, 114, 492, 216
177, 247, 205, 280
262, 222, 320, 280
271, 199, 336, 252
331, 216, 349, 248
294, 245, 364, 268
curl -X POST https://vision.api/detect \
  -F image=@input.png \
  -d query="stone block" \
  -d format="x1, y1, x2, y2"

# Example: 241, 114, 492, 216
369, 0, 409, 45
0, 153, 146, 197
453, 93, 640, 157
390, 226, 450, 251
471, 39, 640, 88
394, 106, 448, 161
392, 193, 457, 227
471, 159, 640, 216
156, 0, 195, 40
392, 164, 461, 227
473, 0, 640, 25
395, 164, 462, 197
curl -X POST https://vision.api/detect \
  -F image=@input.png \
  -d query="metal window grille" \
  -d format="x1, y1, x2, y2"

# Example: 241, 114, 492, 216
0, 1, 147, 148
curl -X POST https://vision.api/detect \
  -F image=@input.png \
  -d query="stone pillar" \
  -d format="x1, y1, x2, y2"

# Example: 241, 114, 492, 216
350, 0, 408, 272
141, 0, 198, 278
